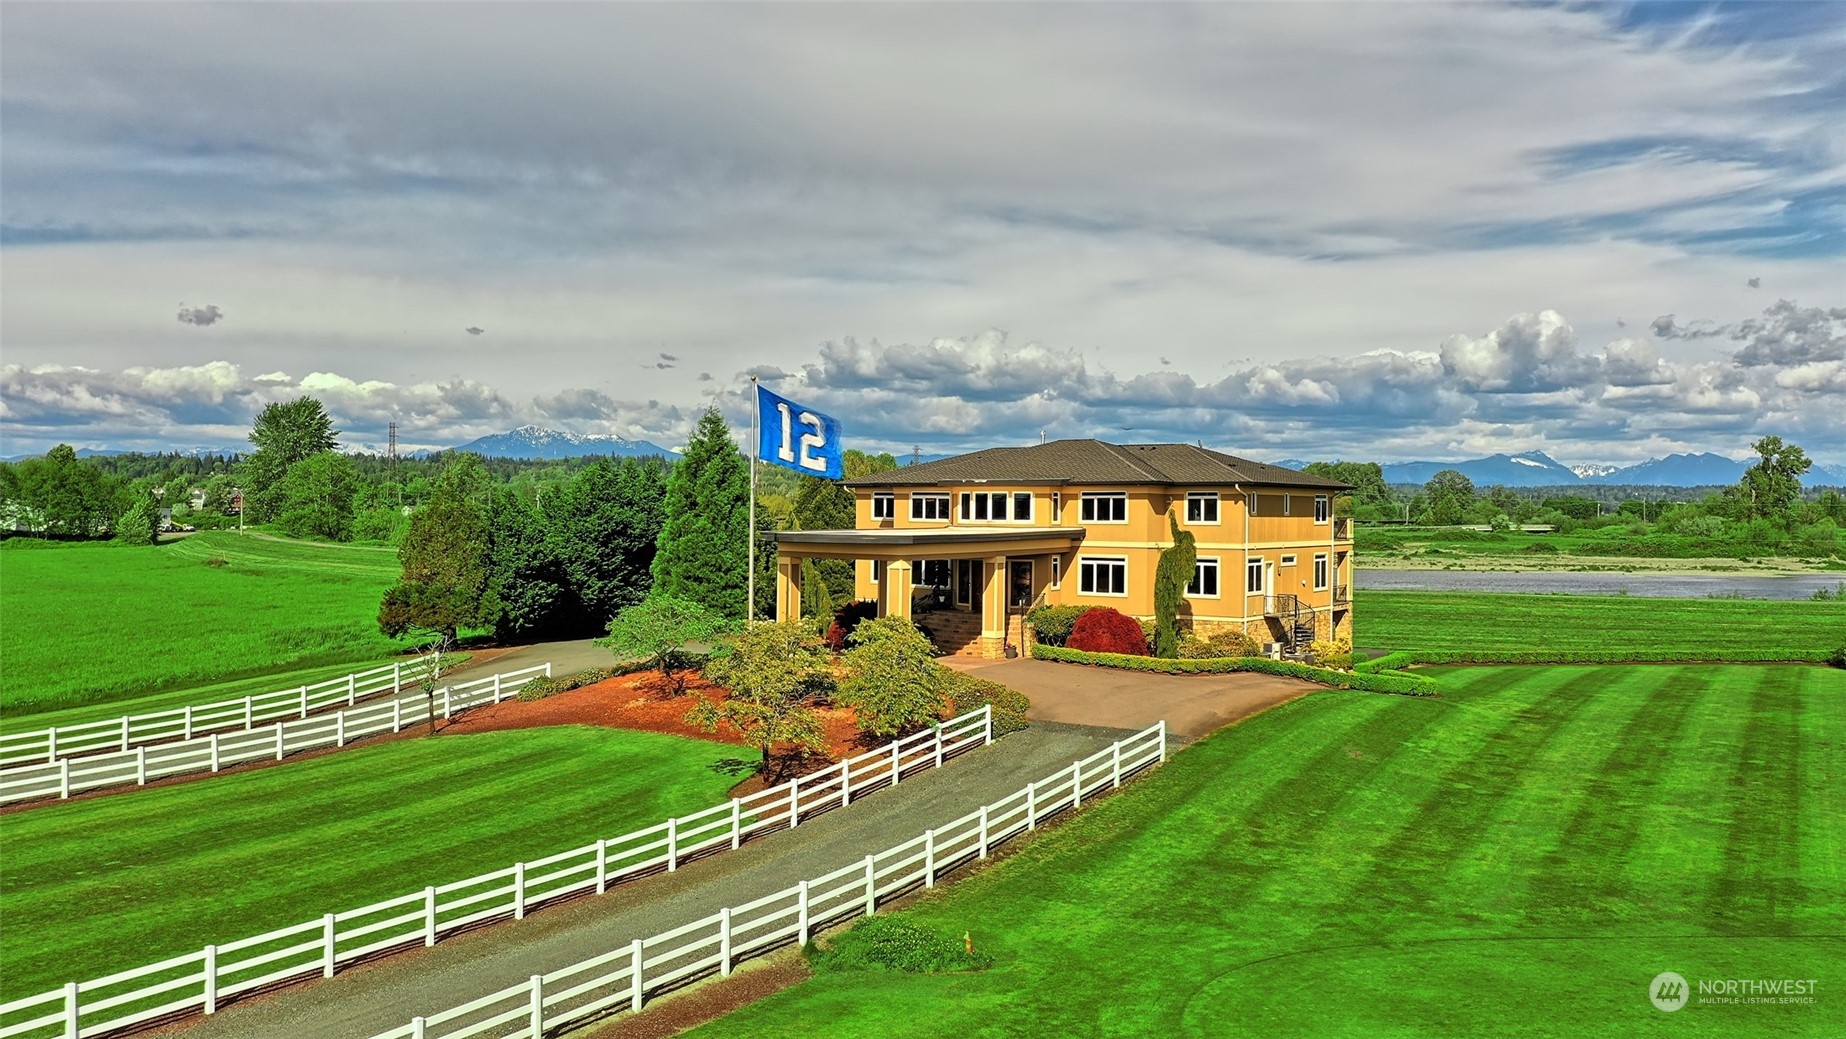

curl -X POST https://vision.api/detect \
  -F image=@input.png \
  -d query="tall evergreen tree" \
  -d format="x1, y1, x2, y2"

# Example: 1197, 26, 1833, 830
274, 452, 359, 540
240, 397, 340, 522
1152, 511, 1197, 658
378, 455, 492, 642
547, 457, 669, 632
485, 487, 569, 639
652, 408, 751, 619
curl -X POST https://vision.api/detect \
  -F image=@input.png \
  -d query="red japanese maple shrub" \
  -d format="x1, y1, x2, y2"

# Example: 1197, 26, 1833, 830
1065, 607, 1149, 655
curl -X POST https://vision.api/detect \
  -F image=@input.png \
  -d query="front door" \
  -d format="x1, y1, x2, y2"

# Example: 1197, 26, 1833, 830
956, 558, 980, 611
1009, 559, 1034, 609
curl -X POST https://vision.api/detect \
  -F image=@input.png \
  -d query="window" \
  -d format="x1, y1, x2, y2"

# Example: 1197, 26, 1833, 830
871, 559, 884, 584
871, 493, 895, 521
1051, 554, 1061, 589
1246, 558, 1265, 595
1280, 554, 1296, 567
1284, 494, 1293, 516
1188, 557, 1220, 597
1249, 493, 1258, 517
1315, 494, 1330, 524
1052, 492, 1061, 519
1080, 492, 1128, 523
1186, 492, 1220, 524
1079, 557, 1127, 596
911, 494, 951, 521
1313, 554, 1329, 590
1014, 492, 1033, 521
959, 491, 1020, 522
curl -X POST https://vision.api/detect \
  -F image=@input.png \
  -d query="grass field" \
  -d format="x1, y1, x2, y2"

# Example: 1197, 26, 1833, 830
0, 725, 754, 999
1357, 589, 1846, 661
0, 531, 407, 716
1356, 523, 1846, 570
691, 664, 1846, 1037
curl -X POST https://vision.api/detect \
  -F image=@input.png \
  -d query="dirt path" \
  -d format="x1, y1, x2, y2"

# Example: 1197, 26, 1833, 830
164, 723, 1126, 1039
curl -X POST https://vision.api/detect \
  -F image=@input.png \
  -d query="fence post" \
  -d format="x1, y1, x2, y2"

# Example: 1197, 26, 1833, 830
412, 1018, 426, 1039
394, 661, 403, 693
1158, 719, 1168, 763
244, 696, 254, 730
210, 733, 221, 773
629, 939, 644, 1012
731, 798, 742, 850
925, 828, 936, 888
442, 687, 452, 721
392, 697, 402, 733
514, 862, 526, 919
1072, 761, 1082, 810
1113, 742, 1123, 788
59, 757, 71, 799
666, 818, 678, 872
787, 778, 800, 829
719, 907, 732, 976
493, 673, 503, 701
275, 722, 286, 762
136, 745, 147, 786
841, 759, 852, 807
890, 739, 901, 786
323, 913, 337, 977
528, 974, 544, 1037
63, 980, 79, 1039
545, 662, 553, 677
797, 880, 811, 944
934, 725, 944, 768
336, 711, 346, 748
983, 703, 994, 744
978, 805, 990, 859
425, 886, 438, 946
184, 705, 195, 741
47, 727, 58, 764
1026, 781, 1037, 830
596, 839, 608, 894
863, 854, 876, 915
203, 944, 217, 1014
121, 715, 131, 752
347, 674, 357, 707
299, 686, 309, 720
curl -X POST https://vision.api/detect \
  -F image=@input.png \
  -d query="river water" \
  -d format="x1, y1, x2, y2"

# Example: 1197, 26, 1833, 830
1355, 569, 1845, 600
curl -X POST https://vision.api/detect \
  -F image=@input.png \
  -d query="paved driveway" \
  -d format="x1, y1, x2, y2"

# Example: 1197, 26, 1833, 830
943, 657, 1317, 740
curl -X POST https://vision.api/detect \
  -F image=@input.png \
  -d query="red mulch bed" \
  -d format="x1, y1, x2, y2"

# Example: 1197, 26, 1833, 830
441, 672, 875, 793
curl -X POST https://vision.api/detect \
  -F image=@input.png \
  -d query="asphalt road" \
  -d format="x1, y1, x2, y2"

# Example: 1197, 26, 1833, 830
173, 721, 1129, 1039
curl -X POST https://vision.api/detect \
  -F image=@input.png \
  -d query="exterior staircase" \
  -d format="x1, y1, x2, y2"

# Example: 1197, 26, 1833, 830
917, 609, 984, 657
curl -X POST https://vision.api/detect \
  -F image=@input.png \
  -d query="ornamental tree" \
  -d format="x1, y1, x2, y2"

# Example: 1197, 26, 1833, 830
690, 621, 831, 777
598, 595, 733, 696
837, 616, 950, 737
1152, 510, 1197, 658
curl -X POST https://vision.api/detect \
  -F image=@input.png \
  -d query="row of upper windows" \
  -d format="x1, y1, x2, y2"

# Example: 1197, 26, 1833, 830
1073, 552, 1335, 598
868, 490, 1331, 524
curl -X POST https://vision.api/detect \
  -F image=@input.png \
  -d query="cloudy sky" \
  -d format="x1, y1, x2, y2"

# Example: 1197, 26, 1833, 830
2, 2, 1843, 464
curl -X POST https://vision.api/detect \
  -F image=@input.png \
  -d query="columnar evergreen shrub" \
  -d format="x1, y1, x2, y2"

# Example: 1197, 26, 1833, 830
1153, 511, 1197, 658
1067, 607, 1148, 655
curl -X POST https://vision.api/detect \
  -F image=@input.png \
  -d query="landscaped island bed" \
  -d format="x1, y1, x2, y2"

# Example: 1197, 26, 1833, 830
688, 663, 1846, 1037
0, 532, 405, 715
0, 725, 754, 999
1357, 589, 1846, 661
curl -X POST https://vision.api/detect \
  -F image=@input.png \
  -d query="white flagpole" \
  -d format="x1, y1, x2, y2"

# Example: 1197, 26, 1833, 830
747, 376, 758, 624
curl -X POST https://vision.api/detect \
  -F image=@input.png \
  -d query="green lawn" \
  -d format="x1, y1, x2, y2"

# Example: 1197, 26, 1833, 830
1357, 590, 1846, 661
0, 531, 407, 716
0, 725, 755, 998
692, 664, 1846, 1037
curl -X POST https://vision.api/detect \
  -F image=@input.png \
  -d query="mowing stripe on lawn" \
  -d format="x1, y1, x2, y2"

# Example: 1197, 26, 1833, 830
1708, 666, 1808, 933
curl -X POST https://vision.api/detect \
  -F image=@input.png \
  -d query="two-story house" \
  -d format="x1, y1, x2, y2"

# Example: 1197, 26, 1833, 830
772, 439, 1352, 658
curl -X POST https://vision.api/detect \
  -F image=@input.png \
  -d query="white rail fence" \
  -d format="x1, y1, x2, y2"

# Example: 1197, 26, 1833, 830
370, 720, 1168, 1039
0, 660, 429, 768
0, 706, 997, 1039
0, 665, 552, 805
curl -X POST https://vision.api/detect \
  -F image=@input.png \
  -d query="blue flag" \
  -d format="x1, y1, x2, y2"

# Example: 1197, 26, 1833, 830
757, 385, 844, 479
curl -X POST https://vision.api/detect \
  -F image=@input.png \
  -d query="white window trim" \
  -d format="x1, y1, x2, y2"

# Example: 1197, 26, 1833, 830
1185, 491, 1221, 525
1245, 558, 1265, 595
1051, 554, 1062, 589
910, 493, 951, 521
870, 559, 883, 584
1283, 494, 1293, 516
1249, 493, 1259, 517
1314, 494, 1331, 525
1078, 556, 1129, 597
1080, 491, 1129, 524
1052, 491, 1062, 520
871, 493, 895, 521
1280, 554, 1297, 567
1189, 556, 1221, 599
1313, 553, 1329, 591
1010, 491, 1035, 524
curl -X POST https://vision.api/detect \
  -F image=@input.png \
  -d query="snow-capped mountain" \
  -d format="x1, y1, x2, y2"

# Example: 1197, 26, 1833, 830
1583, 453, 1746, 487
1268, 458, 1313, 471
1381, 451, 1579, 487
1569, 463, 1619, 479
452, 425, 676, 460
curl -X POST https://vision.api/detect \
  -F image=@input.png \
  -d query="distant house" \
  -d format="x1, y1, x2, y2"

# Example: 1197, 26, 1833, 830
773, 439, 1352, 658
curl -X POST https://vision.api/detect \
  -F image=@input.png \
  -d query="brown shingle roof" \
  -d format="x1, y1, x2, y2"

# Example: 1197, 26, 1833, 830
844, 439, 1348, 490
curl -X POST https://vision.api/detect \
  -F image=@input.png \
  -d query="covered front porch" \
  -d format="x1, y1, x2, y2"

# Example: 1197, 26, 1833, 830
772, 527, 1085, 658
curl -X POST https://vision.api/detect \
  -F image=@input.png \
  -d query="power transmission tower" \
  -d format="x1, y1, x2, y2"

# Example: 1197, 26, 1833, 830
913, 445, 921, 466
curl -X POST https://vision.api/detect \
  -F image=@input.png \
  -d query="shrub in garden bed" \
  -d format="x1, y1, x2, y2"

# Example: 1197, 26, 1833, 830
1067, 608, 1149, 655
944, 671, 1030, 736
825, 599, 880, 651
1353, 650, 1417, 674
515, 660, 655, 701
1024, 604, 1095, 647
808, 917, 993, 974
1179, 628, 1258, 659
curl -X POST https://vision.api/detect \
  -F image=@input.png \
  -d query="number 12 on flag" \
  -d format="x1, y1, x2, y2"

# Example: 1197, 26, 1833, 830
757, 385, 843, 479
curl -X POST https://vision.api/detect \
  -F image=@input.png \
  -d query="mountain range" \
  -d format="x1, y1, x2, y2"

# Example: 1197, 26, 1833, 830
1270, 451, 1846, 488
451, 425, 676, 460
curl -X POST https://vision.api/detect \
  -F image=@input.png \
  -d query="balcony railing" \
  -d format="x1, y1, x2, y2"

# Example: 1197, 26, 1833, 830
1333, 517, 1353, 541
1333, 584, 1350, 604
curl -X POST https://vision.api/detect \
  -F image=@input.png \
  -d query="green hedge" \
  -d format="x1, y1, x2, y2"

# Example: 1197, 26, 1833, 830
943, 670, 1031, 736
1402, 648, 1835, 665
1354, 650, 1417, 674
1030, 645, 1438, 697
515, 659, 656, 701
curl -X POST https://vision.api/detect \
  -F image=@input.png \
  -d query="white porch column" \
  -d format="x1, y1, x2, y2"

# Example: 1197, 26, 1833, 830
981, 555, 1007, 657
884, 560, 914, 622
776, 554, 802, 623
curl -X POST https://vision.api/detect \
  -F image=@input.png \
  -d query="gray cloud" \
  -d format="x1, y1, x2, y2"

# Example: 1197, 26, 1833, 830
1747, 277, 1761, 288
176, 303, 223, 327
465, 326, 484, 335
